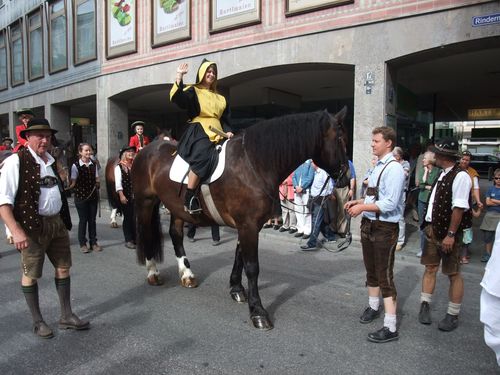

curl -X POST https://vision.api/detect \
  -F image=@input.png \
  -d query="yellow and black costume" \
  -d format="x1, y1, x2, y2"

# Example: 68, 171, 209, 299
170, 60, 232, 183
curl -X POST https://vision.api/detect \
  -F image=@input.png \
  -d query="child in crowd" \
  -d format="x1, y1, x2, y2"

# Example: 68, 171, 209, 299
480, 168, 500, 262
67, 143, 102, 253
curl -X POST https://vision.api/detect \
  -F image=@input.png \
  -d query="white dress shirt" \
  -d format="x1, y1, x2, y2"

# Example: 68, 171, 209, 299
310, 168, 333, 197
425, 166, 471, 223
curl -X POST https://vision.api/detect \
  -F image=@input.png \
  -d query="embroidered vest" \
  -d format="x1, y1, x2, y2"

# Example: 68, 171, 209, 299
430, 164, 472, 240
119, 164, 133, 201
13, 148, 72, 231
74, 162, 97, 201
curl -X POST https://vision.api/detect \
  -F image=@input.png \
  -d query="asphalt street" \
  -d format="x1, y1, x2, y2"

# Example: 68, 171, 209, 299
0, 202, 498, 375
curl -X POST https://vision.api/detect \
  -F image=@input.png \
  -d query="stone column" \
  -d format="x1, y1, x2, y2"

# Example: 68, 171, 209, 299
351, 61, 390, 238
96, 95, 128, 162
47, 104, 71, 141
8, 110, 16, 142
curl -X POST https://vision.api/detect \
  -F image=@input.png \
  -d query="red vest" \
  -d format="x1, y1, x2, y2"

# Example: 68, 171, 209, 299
13, 124, 28, 152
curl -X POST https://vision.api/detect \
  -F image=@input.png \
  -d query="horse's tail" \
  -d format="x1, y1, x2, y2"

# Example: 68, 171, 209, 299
135, 197, 164, 265
105, 177, 119, 210
105, 157, 120, 211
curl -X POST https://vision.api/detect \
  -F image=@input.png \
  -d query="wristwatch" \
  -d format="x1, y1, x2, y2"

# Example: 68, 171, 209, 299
447, 230, 456, 238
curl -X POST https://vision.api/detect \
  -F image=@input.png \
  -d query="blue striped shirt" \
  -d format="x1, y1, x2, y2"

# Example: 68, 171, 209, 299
362, 153, 405, 223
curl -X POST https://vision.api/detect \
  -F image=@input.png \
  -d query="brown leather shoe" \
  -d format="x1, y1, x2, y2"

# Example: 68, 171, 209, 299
80, 245, 90, 253
33, 321, 54, 339
59, 314, 90, 330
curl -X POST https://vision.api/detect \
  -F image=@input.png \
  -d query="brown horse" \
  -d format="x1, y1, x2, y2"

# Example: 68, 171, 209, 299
133, 108, 348, 330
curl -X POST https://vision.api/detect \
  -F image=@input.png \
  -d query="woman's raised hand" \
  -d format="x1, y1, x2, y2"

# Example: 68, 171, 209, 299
177, 63, 188, 75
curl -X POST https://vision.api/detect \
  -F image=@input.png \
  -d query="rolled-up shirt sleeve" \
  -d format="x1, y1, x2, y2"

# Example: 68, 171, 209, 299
114, 165, 123, 192
375, 163, 405, 214
452, 171, 472, 209
0, 154, 20, 206
70, 164, 79, 180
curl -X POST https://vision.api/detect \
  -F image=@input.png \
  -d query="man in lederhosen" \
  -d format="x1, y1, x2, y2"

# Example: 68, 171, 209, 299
418, 138, 472, 331
0, 118, 90, 338
345, 126, 405, 343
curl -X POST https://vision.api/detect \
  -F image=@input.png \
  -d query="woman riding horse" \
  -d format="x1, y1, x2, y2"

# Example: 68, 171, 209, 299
170, 59, 234, 214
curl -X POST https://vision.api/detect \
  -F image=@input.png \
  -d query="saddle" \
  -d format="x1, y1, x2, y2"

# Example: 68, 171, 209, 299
169, 141, 229, 185
169, 141, 229, 225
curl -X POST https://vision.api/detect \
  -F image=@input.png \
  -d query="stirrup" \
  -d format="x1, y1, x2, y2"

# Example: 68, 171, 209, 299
184, 196, 202, 215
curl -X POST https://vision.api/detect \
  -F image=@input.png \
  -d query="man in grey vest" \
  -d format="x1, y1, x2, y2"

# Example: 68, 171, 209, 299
418, 138, 471, 331
0, 118, 90, 338
345, 126, 405, 343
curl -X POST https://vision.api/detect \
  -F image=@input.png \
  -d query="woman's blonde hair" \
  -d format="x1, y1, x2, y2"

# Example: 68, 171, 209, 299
423, 151, 436, 164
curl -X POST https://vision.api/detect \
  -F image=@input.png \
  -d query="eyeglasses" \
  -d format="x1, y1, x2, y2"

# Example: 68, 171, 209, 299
495, 177, 500, 180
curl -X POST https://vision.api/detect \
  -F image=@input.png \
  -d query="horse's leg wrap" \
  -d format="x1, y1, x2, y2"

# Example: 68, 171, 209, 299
146, 259, 159, 277
176, 256, 197, 288
110, 209, 119, 227
145, 258, 163, 286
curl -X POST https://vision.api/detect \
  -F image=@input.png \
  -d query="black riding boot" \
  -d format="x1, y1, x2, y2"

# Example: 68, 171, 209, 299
184, 188, 202, 214
22, 283, 54, 338
55, 277, 90, 330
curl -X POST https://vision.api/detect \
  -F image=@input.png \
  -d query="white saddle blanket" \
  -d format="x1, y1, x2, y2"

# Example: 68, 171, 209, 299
169, 140, 229, 184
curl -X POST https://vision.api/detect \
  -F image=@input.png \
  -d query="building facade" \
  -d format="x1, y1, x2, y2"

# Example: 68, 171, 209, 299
0, 0, 499, 181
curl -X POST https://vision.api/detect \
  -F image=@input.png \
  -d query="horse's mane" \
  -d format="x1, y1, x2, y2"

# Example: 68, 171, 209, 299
242, 111, 330, 170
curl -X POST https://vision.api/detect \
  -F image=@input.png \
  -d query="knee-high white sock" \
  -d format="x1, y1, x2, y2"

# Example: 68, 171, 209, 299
384, 313, 397, 333
369, 296, 380, 311
447, 302, 461, 316
420, 292, 432, 304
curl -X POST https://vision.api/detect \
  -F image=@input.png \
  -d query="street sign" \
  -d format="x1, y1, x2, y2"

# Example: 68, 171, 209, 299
472, 12, 500, 27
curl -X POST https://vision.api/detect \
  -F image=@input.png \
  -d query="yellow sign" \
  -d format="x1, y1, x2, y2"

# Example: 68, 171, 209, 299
468, 108, 500, 120
71, 117, 91, 126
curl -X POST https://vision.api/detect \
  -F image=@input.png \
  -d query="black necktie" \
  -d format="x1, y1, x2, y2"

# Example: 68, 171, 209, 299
139, 134, 143, 147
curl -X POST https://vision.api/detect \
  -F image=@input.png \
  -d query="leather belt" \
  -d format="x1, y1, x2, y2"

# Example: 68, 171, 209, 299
40, 176, 59, 188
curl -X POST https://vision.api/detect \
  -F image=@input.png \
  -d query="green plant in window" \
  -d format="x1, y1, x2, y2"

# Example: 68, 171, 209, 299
112, 0, 132, 26
160, 0, 179, 14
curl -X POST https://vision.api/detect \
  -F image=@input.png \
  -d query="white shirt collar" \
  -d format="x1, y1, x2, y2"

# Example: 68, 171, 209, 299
27, 146, 55, 166
78, 158, 94, 166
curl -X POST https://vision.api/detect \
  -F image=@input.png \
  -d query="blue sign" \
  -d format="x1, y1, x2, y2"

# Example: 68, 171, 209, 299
472, 12, 500, 27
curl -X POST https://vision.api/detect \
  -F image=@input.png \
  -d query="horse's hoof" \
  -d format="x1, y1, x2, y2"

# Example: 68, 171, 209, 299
181, 277, 198, 288
230, 290, 247, 303
251, 315, 274, 330
147, 274, 164, 286
7, 236, 13, 244
110, 222, 119, 228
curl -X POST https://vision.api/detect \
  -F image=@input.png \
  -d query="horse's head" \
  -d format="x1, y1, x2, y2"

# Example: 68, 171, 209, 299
316, 107, 348, 180
49, 144, 70, 188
